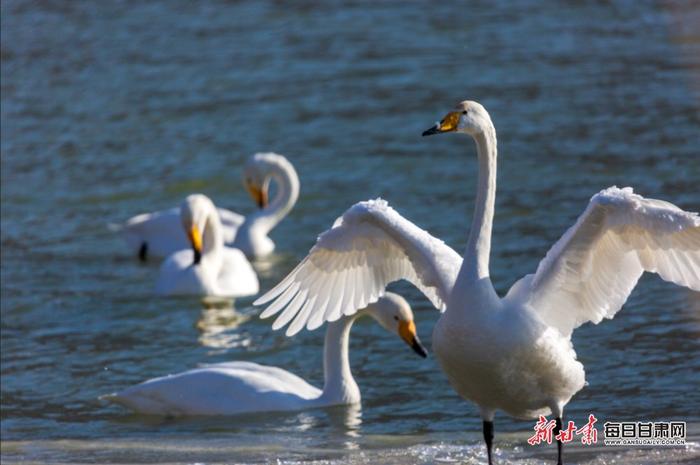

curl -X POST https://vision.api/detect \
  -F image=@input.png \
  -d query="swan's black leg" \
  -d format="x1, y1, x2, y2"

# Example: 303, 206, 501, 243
483, 420, 494, 465
554, 417, 563, 465
138, 242, 148, 261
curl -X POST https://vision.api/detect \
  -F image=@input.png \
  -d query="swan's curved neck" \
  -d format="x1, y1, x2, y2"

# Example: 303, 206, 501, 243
319, 314, 360, 405
249, 163, 300, 234
202, 207, 224, 259
463, 125, 497, 282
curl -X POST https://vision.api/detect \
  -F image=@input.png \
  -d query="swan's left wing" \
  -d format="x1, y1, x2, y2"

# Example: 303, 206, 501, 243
254, 199, 462, 335
512, 186, 700, 336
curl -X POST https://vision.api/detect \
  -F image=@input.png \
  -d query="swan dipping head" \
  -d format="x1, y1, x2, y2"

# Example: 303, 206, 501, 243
422, 100, 493, 137
242, 153, 283, 209
180, 194, 214, 265
364, 293, 428, 358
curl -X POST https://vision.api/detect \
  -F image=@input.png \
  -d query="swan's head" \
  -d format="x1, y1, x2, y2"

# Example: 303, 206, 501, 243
242, 162, 269, 209
180, 194, 214, 265
241, 153, 280, 209
243, 152, 298, 210
365, 292, 427, 358
422, 100, 493, 137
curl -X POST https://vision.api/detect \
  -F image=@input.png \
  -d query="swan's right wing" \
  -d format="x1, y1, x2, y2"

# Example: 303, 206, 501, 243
513, 186, 700, 337
254, 199, 462, 335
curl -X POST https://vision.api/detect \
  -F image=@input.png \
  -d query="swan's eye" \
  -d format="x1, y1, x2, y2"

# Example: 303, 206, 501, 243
462, 111, 467, 115
393, 316, 399, 321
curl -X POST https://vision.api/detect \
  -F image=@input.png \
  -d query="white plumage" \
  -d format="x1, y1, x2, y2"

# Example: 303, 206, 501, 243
120, 207, 244, 259
258, 199, 461, 334
118, 152, 299, 260
103, 361, 320, 416
255, 100, 699, 464
513, 186, 700, 336
155, 194, 259, 298
103, 293, 426, 415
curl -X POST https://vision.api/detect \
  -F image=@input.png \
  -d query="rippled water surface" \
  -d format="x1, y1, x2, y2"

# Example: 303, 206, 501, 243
2, 1, 700, 463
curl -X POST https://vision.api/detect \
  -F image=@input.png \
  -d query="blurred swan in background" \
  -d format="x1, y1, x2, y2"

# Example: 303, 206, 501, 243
155, 194, 258, 298
103, 292, 426, 415
118, 152, 299, 260
255, 101, 700, 464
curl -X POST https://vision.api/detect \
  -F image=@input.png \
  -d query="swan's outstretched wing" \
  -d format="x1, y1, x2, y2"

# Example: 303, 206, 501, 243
512, 186, 700, 336
254, 199, 462, 335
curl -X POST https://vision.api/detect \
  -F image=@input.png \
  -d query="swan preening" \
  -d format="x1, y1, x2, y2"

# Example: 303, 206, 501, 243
255, 101, 700, 464
119, 152, 299, 260
155, 194, 259, 298
104, 292, 426, 415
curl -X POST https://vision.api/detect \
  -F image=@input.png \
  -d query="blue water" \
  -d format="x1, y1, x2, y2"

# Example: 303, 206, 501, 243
2, 0, 699, 463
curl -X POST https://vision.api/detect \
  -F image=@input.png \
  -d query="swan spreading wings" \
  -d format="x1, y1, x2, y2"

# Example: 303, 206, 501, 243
258, 188, 698, 337
258, 199, 462, 335
256, 101, 699, 465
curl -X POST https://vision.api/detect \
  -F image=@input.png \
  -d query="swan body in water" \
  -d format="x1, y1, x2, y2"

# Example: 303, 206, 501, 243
155, 194, 258, 298
119, 152, 299, 260
103, 292, 426, 415
255, 101, 700, 464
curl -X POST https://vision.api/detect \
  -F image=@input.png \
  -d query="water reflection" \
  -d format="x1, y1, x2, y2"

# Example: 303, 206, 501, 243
196, 301, 252, 351
331, 403, 363, 438
294, 404, 363, 450
336, 403, 363, 449
252, 252, 296, 280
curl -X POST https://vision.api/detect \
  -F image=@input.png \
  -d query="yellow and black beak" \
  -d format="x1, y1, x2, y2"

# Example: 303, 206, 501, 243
246, 183, 269, 209
188, 225, 203, 265
422, 111, 460, 136
398, 320, 428, 358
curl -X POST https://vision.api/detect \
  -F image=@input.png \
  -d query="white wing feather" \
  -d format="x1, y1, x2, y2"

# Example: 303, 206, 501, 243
254, 199, 462, 335
512, 186, 700, 336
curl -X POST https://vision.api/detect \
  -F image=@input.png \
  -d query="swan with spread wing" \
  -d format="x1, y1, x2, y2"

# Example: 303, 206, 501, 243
255, 101, 700, 464
119, 152, 299, 260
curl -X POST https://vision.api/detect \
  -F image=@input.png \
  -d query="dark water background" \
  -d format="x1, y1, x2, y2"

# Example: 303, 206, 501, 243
2, 0, 699, 463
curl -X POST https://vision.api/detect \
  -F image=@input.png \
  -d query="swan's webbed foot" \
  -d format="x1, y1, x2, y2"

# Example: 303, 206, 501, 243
483, 420, 494, 465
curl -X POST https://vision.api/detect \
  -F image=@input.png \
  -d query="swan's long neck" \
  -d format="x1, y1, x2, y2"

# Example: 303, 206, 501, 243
319, 315, 360, 405
202, 207, 224, 261
463, 125, 497, 283
249, 163, 300, 234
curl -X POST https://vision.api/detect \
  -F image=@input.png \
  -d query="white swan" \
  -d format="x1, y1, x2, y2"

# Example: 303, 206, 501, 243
155, 194, 259, 298
119, 152, 299, 260
103, 292, 427, 415
254, 101, 700, 464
